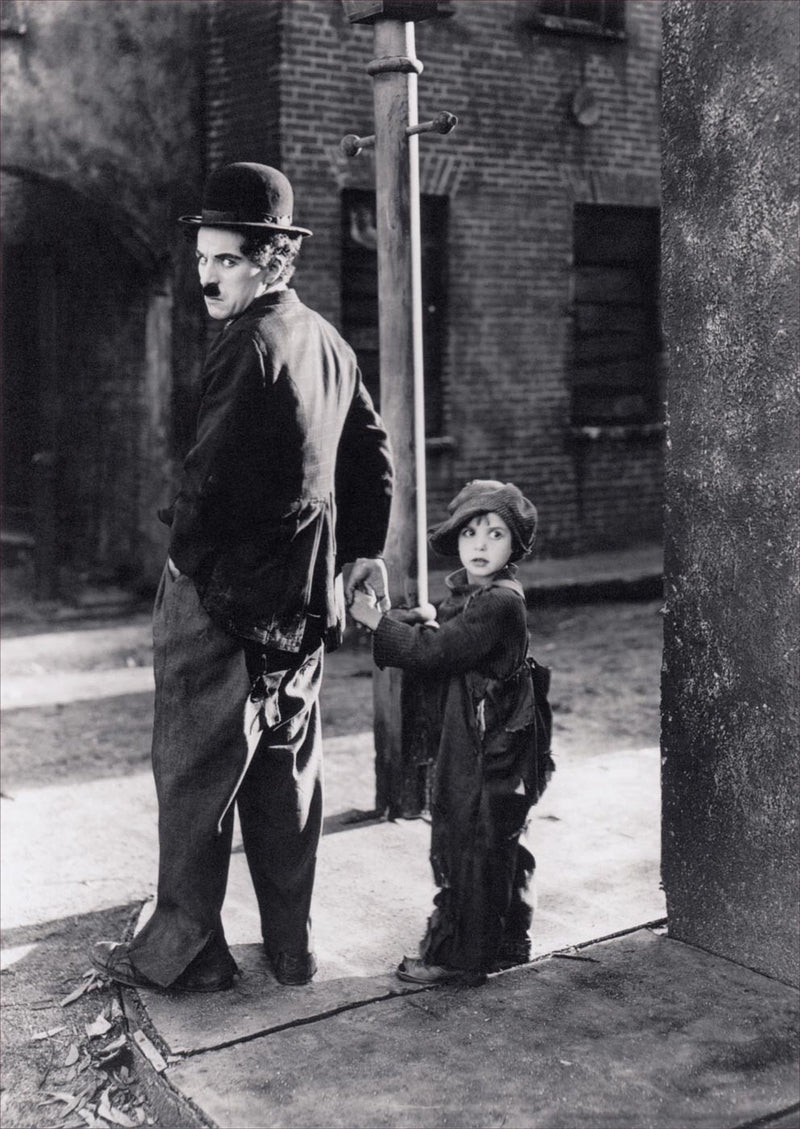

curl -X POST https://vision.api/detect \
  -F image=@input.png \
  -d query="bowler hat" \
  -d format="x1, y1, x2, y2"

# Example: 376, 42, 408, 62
178, 162, 313, 237
428, 480, 538, 560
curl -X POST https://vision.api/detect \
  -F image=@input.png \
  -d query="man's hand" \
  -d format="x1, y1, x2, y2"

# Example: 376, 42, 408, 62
348, 589, 383, 632
345, 558, 390, 612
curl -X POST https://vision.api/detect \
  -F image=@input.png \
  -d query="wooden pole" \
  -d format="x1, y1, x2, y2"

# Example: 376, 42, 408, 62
367, 19, 429, 816
369, 17, 425, 609
342, 2, 455, 815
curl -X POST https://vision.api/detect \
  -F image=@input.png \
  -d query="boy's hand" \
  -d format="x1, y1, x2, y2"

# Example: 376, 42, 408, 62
391, 604, 439, 628
410, 602, 438, 624
349, 588, 383, 632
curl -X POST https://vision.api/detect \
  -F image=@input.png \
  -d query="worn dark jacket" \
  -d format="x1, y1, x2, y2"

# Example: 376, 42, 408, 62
373, 567, 533, 790
161, 289, 393, 651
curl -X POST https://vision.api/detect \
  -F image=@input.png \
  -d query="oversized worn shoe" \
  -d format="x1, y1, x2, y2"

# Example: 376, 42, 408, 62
92, 941, 236, 993
92, 942, 159, 990
266, 949, 318, 986
396, 956, 486, 987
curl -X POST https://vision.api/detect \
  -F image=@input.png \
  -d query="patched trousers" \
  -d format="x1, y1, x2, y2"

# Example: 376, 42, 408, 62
128, 565, 324, 987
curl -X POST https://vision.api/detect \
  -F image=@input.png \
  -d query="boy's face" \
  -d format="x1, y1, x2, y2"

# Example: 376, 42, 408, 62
458, 512, 513, 585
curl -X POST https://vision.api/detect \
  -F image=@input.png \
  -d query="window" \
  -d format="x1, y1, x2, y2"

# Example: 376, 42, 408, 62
518, 0, 626, 40
571, 205, 661, 427
341, 189, 448, 436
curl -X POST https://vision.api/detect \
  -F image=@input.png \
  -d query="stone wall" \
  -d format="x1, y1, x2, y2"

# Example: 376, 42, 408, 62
661, 0, 800, 985
1, 0, 206, 587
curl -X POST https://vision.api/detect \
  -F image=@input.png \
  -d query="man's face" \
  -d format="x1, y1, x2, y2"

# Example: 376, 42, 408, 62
196, 227, 270, 320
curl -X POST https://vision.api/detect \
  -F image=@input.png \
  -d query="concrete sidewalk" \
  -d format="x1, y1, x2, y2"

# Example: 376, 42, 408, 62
122, 729, 799, 1129
6, 759, 796, 1129
151, 929, 800, 1129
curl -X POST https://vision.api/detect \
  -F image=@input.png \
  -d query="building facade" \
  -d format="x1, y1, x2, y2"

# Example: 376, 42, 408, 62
205, 0, 663, 557
1, 0, 662, 596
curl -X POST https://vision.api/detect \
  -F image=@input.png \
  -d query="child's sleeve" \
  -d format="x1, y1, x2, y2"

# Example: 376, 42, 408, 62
373, 590, 519, 676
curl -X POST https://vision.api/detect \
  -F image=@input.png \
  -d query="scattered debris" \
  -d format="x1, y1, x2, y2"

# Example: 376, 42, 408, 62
131, 1030, 166, 1073
31, 1025, 66, 1041
98, 1088, 138, 1127
94, 1034, 128, 1067
40, 1089, 82, 1114
77, 1110, 107, 1128
85, 1012, 113, 1038
64, 1043, 80, 1067
61, 971, 103, 1007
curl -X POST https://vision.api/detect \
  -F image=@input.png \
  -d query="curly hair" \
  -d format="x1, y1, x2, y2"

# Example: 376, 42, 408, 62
240, 230, 302, 284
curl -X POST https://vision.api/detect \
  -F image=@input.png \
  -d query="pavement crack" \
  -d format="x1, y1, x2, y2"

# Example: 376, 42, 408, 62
731, 1102, 800, 1129
177, 986, 431, 1058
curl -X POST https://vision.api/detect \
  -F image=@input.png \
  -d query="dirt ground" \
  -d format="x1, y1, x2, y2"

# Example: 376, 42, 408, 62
1, 599, 663, 793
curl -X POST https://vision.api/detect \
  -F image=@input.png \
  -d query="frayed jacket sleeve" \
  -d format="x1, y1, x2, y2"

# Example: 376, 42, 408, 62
372, 589, 522, 676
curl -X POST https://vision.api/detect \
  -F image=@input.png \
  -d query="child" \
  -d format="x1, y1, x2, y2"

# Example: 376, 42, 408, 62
349, 479, 553, 985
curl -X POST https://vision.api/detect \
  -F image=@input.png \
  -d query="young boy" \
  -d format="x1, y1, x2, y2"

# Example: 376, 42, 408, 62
349, 479, 552, 985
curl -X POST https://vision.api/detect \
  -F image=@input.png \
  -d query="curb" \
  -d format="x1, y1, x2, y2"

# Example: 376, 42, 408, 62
524, 572, 664, 606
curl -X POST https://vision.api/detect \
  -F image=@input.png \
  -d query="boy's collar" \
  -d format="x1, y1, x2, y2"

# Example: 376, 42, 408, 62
444, 562, 518, 593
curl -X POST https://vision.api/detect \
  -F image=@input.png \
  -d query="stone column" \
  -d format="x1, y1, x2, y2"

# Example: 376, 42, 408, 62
661, 0, 799, 985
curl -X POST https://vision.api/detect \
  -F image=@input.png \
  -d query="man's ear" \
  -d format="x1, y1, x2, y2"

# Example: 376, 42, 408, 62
268, 253, 286, 279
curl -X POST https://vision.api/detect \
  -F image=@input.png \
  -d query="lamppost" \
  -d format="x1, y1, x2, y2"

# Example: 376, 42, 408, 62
341, 0, 457, 816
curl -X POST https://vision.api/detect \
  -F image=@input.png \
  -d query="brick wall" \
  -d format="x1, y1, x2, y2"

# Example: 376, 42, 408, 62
205, 0, 283, 169
205, 0, 663, 557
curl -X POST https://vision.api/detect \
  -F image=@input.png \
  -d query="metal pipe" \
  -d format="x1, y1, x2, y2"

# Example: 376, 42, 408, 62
406, 22, 429, 608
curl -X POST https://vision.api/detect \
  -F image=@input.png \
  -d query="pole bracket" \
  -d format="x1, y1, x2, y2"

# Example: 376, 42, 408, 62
366, 54, 424, 76
341, 133, 376, 157
406, 110, 458, 138
341, 111, 457, 157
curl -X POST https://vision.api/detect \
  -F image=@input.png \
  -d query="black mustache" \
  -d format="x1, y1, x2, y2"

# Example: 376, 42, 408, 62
203, 284, 220, 298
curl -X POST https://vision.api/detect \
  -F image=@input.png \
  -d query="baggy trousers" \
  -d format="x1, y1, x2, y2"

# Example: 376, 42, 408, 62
128, 566, 324, 987
422, 787, 536, 974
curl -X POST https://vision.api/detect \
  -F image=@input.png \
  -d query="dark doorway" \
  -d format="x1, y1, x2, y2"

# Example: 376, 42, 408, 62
2, 245, 43, 536
1, 173, 152, 601
1, 246, 60, 596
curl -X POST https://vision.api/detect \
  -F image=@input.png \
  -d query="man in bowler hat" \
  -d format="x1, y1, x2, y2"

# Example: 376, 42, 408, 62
92, 163, 393, 991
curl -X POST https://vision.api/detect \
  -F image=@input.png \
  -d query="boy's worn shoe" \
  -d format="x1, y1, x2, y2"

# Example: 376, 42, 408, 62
91, 941, 237, 993
396, 956, 486, 986
266, 949, 318, 986
493, 939, 532, 971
